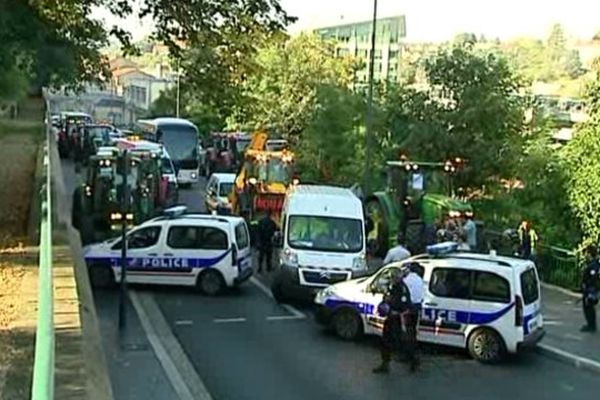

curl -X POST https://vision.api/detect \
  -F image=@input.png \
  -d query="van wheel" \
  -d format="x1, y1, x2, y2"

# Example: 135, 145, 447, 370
333, 308, 363, 340
468, 328, 506, 364
88, 264, 115, 289
198, 269, 224, 296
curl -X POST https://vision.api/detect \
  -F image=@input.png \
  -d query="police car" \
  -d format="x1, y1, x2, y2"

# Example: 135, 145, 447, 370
314, 242, 545, 363
83, 206, 253, 295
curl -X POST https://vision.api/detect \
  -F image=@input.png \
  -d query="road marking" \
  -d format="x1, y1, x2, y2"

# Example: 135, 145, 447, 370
213, 317, 247, 323
266, 315, 304, 321
175, 320, 194, 326
250, 276, 307, 319
130, 291, 213, 400
537, 343, 600, 375
543, 321, 563, 326
564, 333, 583, 341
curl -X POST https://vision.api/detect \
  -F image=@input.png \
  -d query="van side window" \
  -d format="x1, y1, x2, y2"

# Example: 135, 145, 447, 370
112, 226, 161, 250
235, 223, 249, 249
430, 268, 471, 300
472, 271, 510, 303
167, 226, 228, 250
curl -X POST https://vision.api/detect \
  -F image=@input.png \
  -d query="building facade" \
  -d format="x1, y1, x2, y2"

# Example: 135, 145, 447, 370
315, 16, 406, 85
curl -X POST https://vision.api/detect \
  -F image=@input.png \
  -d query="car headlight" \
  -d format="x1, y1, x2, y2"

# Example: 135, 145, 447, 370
191, 172, 198, 179
352, 253, 367, 270
315, 286, 335, 303
282, 248, 298, 267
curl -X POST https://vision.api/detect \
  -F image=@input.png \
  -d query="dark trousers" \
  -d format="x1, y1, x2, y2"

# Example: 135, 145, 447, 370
583, 296, 597, 330
258, 246, 273, 272
381, 311, 419, 368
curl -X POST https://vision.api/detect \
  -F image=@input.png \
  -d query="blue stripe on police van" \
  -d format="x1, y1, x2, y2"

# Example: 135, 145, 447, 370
325, 298, 515, 326
85, 248, 232, 273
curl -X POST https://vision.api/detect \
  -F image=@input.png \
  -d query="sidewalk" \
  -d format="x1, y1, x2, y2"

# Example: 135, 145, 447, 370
539, 285, 600, 373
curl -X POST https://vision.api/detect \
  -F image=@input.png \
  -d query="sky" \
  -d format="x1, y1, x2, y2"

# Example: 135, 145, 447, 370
93, 0, 600, 43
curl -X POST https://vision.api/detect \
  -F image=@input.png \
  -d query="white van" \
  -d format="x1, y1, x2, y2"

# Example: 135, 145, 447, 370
271, 185, 367, 302
314, 243, 545, 363
205, 173, 236, 214
83, 207, 253, 295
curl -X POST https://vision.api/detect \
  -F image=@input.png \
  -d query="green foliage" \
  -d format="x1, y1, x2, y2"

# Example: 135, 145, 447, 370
381, 44, 525, 189
240, 34, 357, 137
296, 85, 364, 185
563, 117, 600, 247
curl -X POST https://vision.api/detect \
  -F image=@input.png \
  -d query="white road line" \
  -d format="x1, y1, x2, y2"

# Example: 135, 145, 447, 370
175, 320, 194, 326
130, 291, 213, 400
213, 317, 247, 323
543, 321, 563, 326
266, 315, 304, 321
564, 333, 583, 341
537, 343, 600, 374
250, 276, 307, 319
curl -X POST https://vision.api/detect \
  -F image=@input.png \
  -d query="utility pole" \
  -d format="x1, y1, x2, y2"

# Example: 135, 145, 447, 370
176, 57, 181, 118
363, 0, 378, 195
118, 150, 130, 331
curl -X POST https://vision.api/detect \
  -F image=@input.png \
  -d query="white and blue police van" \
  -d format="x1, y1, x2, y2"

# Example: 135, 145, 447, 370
314, 242, 545, 363
83, 206, 253, 295
271, 185, 368, 303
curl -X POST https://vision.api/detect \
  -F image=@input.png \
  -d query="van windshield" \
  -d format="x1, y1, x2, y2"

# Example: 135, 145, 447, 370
288, 215, 363, 253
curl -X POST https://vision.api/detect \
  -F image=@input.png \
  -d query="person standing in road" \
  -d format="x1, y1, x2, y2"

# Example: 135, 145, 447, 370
462, 212, 477, 250
257, 211, 278, 273
373, 263, 424, 374
581, 245, 599, 333
518, 220, 538, 259
383, 233, 411, 265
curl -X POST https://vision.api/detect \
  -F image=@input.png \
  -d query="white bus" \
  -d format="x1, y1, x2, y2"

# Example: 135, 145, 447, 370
137, 118, 200, 186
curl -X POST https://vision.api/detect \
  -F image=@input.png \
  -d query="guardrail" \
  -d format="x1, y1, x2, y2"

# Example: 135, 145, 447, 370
484, 229, 581, 291
30, 115, 54, 399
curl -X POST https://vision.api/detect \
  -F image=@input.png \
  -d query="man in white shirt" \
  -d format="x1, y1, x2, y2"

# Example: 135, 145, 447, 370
383, 233, 411, 265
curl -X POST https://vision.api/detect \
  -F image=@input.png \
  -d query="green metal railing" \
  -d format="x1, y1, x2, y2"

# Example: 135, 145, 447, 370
31, 116, 54, 399
483, 229, 581, 291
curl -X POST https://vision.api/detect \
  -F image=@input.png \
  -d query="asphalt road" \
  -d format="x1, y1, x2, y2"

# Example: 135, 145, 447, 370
60, 159, 600, 400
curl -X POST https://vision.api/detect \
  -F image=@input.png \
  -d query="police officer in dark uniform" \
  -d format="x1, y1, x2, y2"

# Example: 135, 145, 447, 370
373, 264, 423, 374
581, 245, 599, 333
257, 211, 278, 273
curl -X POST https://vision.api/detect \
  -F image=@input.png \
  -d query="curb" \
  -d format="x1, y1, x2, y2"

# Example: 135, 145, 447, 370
537, 344, 600, 375
540, 282, 580, 299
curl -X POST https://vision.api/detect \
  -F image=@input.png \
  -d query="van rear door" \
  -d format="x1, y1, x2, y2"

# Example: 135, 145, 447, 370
519, 265, 542, 336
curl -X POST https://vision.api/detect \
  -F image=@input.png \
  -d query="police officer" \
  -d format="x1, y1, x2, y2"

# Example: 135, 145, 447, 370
581, 245, 599, 333
257, 211, 278, 273
373, 263, 424, 374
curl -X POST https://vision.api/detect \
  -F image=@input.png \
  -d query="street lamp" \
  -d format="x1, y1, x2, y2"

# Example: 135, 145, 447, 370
176, 57, 181, 118
363, 0, 378, 194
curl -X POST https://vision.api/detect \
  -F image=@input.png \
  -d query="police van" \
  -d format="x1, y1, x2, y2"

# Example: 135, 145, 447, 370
83, 207, 253, 295
271, 185, 368, 302
314, 243, 545, 363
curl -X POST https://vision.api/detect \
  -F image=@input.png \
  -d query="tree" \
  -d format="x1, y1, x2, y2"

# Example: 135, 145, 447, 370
453, 33, 478, 45
239, 33, 357, 138
563, 63, 600, 247
381, 44, 526, 189
296, 85, 364, 184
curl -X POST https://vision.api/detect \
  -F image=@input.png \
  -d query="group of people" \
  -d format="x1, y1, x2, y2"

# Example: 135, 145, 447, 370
427, 212, 477, 251
375, 233, 423, 374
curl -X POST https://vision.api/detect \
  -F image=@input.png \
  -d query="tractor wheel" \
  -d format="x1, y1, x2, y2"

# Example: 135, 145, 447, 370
365, 199, 389, 258
79, 216, 95, 246
71, 188, 82, 230
406, 220, 425, 255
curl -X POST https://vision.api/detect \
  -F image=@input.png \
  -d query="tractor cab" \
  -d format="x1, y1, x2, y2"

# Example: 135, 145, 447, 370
229, 132, 298, 237
366, 157, 473, 257
72, 150, 141, 245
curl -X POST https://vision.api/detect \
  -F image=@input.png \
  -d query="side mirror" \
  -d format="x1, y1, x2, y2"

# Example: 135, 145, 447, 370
272, 231, 283, 248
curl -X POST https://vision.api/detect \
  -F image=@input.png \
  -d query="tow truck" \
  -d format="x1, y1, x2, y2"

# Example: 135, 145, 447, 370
365, 156, 477, 256
229, 132, 298, 239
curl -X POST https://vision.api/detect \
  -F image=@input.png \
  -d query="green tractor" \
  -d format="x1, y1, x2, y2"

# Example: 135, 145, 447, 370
71, 148, 161, 245
365, 158, 474, 257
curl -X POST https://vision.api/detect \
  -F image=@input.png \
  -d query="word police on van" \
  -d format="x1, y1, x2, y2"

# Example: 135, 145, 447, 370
315, 242, 545, 363
83, 206, 253, 295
